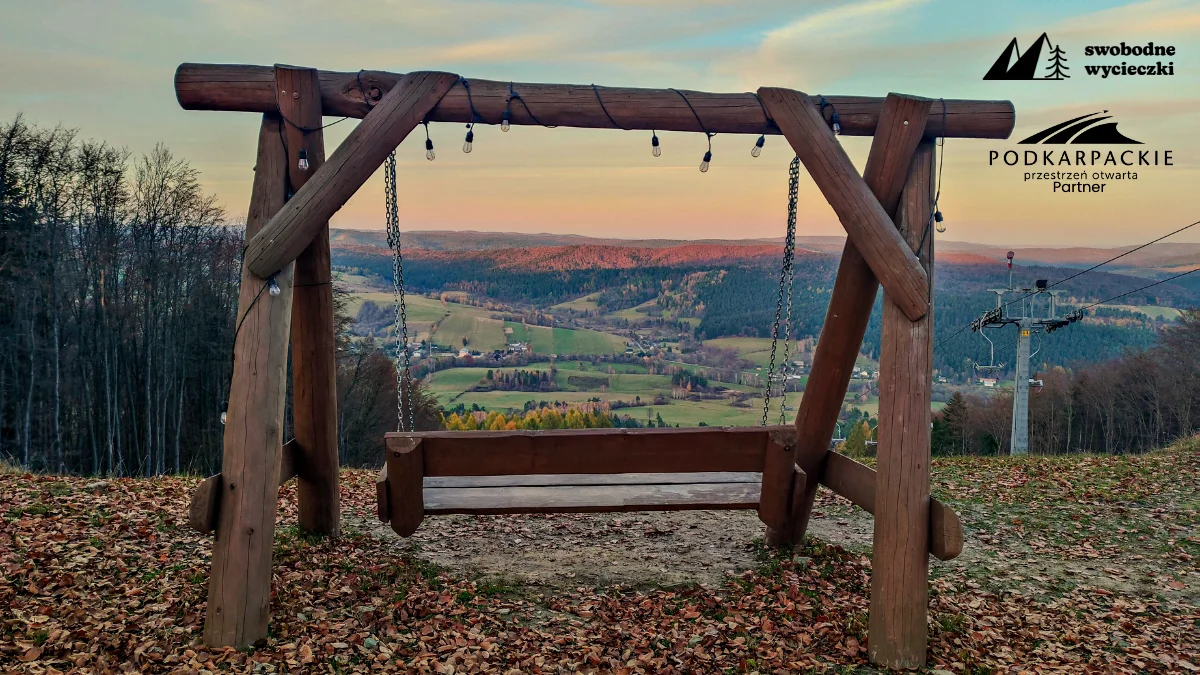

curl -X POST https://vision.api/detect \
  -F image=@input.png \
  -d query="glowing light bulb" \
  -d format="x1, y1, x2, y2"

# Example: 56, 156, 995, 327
425, 138, 435, 161
463, 128, 474, 153
699, 150, 712, 173
220, 410, 227, 425
268, 277, 281, 297
934, 211, 946, 233
297, 149, 309, 172
751, 135, 764, 158
501, 110, 511, 132
651, 134, 661, 157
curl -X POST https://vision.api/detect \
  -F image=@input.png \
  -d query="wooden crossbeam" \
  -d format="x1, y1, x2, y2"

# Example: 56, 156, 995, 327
759, 88, 929, 321
781, 94, 932, 546
242, 71, 458, 279
175, 64, 1016, 139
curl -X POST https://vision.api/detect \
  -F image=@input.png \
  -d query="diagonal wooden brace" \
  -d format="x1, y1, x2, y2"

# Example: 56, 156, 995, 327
244, 71, 459, 279
758, 87, 929, 322
772, 94, 932, 547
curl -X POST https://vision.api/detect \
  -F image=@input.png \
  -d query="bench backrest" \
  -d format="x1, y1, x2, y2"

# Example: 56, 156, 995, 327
384, 425, 800, 477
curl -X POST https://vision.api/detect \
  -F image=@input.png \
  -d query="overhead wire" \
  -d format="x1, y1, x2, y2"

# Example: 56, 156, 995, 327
934, 218, 1200, 351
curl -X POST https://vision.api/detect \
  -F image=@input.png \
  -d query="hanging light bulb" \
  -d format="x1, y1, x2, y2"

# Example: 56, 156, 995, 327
651, 132, 661, 157
297, 148, 309, 172
463, 125, 474, 153
425, 138, 436, 161
751, 135, 765, 158
267, 276, 281, 297
934, 210, 946, 233
501, 109, 511, 132
831, 112, 842, 135
219, 401, 228, 425
699, 150, 712, 173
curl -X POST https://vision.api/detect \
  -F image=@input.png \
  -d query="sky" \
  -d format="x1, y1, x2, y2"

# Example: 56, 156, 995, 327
1, 0, 1198, 247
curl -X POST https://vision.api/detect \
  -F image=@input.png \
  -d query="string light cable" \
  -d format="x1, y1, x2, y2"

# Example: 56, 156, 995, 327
750, 93, 773, 157
506, 82, 557, 130
219, 275, 278, 424
671, 88, 714, 172
591, 84, 628, 131
817, 95, 841, 135
460, 78, 482, 152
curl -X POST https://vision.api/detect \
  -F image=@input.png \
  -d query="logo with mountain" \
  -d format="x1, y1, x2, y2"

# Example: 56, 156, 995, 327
984, 32, 1069, 80
1018, 111, 1141, 144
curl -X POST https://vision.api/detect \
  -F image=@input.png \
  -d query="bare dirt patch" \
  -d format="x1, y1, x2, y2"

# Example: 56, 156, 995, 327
362, 509, 770, 589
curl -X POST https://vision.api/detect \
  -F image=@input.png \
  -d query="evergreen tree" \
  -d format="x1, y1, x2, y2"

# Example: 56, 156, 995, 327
941, 392, 970, 455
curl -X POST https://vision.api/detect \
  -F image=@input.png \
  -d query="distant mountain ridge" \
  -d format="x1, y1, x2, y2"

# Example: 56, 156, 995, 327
334, 241, 801, 272
331, 228, 1197, 272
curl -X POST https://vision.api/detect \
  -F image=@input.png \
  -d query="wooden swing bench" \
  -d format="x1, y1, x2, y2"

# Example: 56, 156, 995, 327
374, 426, 963, 561
177, 59, 1012, 665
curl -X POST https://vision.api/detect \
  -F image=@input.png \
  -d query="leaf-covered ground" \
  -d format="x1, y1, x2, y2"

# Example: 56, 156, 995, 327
2, 438, 1196, 674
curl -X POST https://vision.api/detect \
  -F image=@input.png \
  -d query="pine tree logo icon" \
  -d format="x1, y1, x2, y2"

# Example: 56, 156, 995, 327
984, 33, 1070, 80
1044, 44, 1069, 80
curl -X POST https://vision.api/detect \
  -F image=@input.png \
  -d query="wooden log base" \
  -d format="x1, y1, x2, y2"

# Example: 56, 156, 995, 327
188, 441, 299, 535
822, 451, 963, 561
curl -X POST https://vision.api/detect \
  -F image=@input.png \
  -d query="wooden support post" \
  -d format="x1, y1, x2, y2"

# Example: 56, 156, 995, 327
385, 436, 425, 537
204, 113, 294, 649
870, 140, 936, 668
758, 429, 799, 531
759, 87, 929, 322
244, 71, 458, 279
777, 94, 931, 546
276, 65, 341, 536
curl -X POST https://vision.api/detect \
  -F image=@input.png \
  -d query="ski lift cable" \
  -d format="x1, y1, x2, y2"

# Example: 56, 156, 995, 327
1073, 266, 1200, 314
1001, 218, 1200, 312
934, 218, 1200, 352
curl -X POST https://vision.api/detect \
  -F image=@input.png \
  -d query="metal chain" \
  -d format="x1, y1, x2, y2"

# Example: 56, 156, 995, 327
777, 237, 797, 424
762, 156, 800, 426
384, 151, 414, 432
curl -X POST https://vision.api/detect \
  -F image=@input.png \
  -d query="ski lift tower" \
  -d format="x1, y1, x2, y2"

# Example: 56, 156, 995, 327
970, 251, 1077, 454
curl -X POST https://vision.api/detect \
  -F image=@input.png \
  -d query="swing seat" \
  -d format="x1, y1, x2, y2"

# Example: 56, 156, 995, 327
423, 471, 763, 514
374, 426, 965, 561
376, 426, 806, 534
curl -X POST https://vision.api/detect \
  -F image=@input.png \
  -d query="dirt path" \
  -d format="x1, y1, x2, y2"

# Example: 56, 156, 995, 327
360, 485, 1196, 607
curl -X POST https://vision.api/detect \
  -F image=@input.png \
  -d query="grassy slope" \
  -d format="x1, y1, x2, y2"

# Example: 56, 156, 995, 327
4, 438, 1194, 672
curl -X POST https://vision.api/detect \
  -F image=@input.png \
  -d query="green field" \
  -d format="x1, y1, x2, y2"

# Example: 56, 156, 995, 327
525, 325, 626, 356
431, 313, 507, 351
703, 337, 777, 366
551, 293, 601, 311
611, 300, 657, 323
504, 321, 528, 343
1110, 304, 1183, 321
